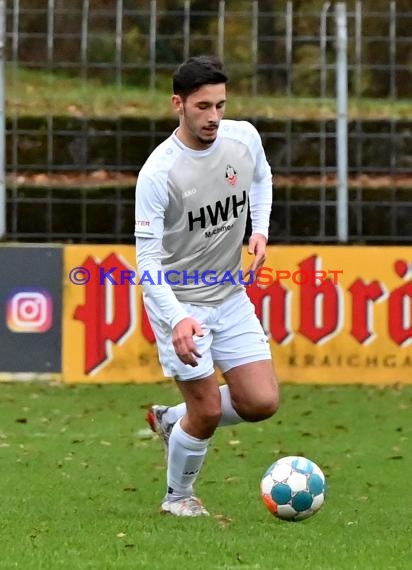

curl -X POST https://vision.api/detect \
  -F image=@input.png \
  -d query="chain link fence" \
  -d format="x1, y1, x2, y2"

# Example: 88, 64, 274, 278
2, 1, 412, 243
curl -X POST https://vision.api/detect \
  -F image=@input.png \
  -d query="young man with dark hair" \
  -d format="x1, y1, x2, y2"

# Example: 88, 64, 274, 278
135, 55, 279, 517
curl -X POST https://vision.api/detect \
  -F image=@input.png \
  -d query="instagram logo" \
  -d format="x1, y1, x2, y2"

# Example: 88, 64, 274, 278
6, 289, 53, 333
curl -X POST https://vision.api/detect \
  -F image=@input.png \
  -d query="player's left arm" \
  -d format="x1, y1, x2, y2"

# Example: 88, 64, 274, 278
243, 124, 273, 280
243, 233, 268, 279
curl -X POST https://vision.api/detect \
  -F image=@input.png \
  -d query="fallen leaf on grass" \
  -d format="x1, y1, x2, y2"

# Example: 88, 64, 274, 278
214, 514, 232, 528
224, 476, 240, 483
136, 428, 155, 440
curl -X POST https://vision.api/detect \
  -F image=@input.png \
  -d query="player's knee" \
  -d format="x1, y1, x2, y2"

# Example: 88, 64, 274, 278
258, 395, 279, 420
202, 406, 222, 428
237, 393, 279, 423
187, 405, 221, 436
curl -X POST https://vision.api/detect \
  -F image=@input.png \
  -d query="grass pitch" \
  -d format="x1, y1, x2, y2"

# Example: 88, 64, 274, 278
0, 381, 411, 570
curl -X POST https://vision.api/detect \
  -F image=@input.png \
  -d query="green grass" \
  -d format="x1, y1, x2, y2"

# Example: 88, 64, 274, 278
6, 66, 412, 119
0, 381, 411, 570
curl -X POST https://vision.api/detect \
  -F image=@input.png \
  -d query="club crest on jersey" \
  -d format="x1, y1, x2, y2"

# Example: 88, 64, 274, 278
225, 164, 238, 186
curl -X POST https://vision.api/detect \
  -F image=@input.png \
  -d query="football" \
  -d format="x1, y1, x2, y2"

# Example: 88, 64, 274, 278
260, 456, 326, 521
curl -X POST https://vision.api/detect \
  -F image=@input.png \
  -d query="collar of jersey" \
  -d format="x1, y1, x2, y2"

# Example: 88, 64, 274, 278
171, 129, 221, 157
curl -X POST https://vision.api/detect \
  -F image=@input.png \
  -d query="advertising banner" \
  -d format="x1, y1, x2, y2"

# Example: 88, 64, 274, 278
247, 246, 411, 384
63, 245, 412, 384
0, 245, 63, 379
63, 245, 162, 383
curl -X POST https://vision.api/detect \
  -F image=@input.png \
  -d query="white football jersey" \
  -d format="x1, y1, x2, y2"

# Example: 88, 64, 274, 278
135, 119, 272, 305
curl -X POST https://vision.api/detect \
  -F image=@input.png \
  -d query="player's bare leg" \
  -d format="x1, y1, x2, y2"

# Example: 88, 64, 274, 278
147, 382, 243, 439
223, 359, 279, 422
148, 359, 278, 448
161, 373, 221, 517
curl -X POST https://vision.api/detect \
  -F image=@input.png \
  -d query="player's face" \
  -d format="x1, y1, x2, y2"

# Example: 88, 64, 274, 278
173, 83, 226, 150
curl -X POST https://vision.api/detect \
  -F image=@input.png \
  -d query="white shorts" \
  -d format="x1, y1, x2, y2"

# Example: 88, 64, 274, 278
144, 290, 272, 381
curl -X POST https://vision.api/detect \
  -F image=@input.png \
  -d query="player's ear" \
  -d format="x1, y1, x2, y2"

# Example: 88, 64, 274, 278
172, 95, 183, 114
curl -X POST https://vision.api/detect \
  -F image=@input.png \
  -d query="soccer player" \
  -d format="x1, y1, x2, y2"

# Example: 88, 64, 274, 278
135, 55, 279, 517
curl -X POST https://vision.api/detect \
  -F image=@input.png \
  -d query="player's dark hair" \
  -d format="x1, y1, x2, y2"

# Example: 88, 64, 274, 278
172, 55, 228, 99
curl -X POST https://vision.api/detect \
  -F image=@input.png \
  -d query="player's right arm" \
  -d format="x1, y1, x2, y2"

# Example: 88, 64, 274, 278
135, 173, 203, 366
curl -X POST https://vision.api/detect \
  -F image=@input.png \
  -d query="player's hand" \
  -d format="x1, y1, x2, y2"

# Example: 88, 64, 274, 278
242, 233, 267, 282
172, 317, 204, 367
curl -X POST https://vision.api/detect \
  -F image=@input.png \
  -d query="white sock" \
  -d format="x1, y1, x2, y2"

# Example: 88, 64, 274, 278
166, 418, 210, 501
164, 384, 243, 427
218, 384, 243, 426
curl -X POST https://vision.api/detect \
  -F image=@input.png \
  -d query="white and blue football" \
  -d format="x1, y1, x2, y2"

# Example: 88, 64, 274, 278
260, 456, 326, 521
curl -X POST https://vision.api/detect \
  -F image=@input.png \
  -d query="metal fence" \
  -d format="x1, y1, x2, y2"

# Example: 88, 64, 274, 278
2, 1, 412, 244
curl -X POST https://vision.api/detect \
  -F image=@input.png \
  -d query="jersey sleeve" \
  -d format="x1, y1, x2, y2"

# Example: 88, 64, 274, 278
135, 172, 189, 328
136, 237, 190, 328
134, 173, 168, 239
247, 123, 273, 239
